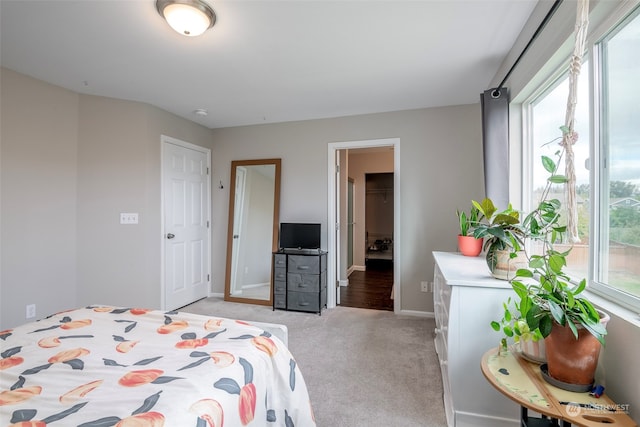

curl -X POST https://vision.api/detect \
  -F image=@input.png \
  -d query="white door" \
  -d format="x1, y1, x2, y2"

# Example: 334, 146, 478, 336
162, 137, 210, 310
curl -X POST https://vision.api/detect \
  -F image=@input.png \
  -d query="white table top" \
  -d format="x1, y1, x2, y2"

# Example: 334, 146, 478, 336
432, 251, 513, 289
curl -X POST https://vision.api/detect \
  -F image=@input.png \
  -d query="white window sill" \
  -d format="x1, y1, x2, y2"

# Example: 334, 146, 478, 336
585, 290, 640, 329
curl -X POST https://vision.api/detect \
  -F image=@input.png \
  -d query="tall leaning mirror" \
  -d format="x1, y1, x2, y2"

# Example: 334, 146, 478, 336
224, 159, 281, 306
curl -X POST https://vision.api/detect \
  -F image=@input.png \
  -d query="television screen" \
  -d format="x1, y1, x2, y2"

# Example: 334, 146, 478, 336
279, 223, 321, 250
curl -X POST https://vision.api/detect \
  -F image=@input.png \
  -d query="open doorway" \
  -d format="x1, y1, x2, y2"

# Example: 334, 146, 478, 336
329, 141, 397, 311
364, 172, 394, 271
341, 155, 394, 311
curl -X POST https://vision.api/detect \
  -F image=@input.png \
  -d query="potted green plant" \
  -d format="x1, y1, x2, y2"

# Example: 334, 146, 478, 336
491, 294, 545, 362
471, 198, 526, 279
492, 145, 608, 390
491, 0, 603, 390
456, 205, 483, 256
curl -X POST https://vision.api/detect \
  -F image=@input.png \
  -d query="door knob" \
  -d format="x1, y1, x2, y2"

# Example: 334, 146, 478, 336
167, 233, 175, 239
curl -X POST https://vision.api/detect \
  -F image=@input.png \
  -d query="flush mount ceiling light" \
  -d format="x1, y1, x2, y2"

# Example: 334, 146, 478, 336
156, 0, 216, 37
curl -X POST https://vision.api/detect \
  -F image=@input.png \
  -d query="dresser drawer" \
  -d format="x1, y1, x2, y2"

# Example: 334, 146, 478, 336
273, 280, 287, 295
273, 254, 287, 268
440, 282, 452, 315
434, 300, 444, 329
434, 326, 448, 365
287, 291, 323, 312
273, 267, 287, 282
287, 273, 321, 292
273, 294, 286, 309
288, 255, 322, 274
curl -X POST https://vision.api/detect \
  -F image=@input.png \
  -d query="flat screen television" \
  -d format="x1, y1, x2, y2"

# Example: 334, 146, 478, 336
279, 223, 321, 250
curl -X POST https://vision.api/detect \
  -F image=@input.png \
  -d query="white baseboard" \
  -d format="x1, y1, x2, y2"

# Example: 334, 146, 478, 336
339, 279, 349, 287
397, 309, 434, 318
351, 265, 366, 272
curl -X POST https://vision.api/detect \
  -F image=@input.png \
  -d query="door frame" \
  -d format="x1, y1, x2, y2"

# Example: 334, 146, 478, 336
347, 177, 355, 276
160, 135, 212, 310
327, 138, 400, 313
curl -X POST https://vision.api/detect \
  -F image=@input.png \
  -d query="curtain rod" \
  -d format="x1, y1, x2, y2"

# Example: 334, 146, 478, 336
492, 0, 564, 97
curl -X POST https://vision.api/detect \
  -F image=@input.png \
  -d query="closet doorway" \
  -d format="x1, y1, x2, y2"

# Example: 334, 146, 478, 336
364, 173, 394, 270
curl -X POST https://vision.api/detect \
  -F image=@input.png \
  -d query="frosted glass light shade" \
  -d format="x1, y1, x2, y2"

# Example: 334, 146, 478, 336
156, 0, 216, 37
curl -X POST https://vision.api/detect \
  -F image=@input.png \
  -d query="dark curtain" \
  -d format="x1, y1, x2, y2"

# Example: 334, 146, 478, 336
481, 88, 510, 210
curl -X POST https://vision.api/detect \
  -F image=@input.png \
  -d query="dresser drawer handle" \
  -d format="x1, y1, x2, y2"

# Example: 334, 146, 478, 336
297, 266, 310, 270
299, 302, 310, 306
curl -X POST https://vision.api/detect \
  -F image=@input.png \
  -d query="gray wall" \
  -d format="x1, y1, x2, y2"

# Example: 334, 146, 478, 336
1, 68, 212, 328
1, 68, 79, 326
76, 94, 212, 309
210, 105, 485, 313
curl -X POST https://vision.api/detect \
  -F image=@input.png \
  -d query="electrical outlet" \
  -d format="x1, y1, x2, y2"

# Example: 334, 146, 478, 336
26, 304, 36, 319
420, 281, 430, 292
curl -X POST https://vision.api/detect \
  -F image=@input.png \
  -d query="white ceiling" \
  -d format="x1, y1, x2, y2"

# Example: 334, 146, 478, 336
0, 0, 538, 129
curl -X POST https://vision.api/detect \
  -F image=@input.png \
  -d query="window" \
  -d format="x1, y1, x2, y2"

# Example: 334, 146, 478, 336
528, 69, 590, 280
593, 8, 640, 305
523, 5, 640, 311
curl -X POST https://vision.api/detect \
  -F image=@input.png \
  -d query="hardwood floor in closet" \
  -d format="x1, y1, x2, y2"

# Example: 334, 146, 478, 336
340, 265, 393, 311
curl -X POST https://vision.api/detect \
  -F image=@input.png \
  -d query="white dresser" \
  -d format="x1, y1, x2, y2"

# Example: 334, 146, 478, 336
433, 251, 520, 427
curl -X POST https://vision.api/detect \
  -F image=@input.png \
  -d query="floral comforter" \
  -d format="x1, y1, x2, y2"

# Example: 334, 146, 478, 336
0, 306, 315, 426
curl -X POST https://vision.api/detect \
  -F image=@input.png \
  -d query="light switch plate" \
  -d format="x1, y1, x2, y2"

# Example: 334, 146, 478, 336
120, 213, 139, 224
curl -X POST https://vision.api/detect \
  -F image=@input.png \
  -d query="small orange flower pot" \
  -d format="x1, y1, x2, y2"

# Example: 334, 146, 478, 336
457, 235, 483, 257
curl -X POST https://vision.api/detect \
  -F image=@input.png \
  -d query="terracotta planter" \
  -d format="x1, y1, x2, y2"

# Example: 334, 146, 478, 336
489, 250, 527, 280
544, 311, 609, 389
457, 235, 483, 257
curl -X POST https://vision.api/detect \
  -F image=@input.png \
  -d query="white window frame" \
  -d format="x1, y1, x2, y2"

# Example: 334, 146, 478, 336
588, 4, 640, 313
521, 65, 576, 216
520, 1, 640, 313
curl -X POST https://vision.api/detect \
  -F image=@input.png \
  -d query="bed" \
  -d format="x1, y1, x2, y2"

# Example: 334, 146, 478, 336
0, 306, 316, 426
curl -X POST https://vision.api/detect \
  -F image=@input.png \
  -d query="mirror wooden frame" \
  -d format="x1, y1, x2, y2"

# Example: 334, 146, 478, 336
224, 158, 281, 306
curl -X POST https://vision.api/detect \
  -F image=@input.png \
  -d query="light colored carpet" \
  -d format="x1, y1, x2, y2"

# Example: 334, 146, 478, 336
182, 297, 447, 427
